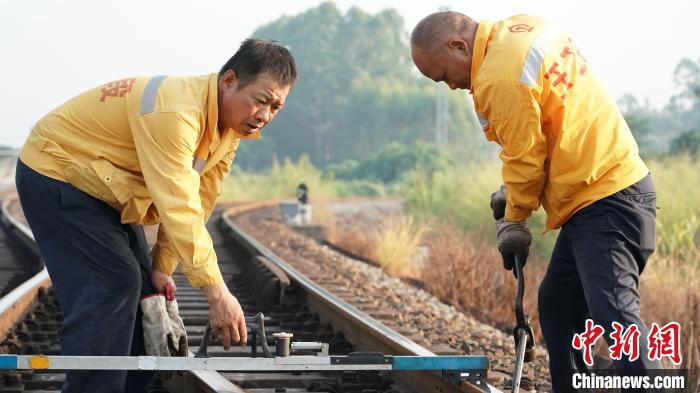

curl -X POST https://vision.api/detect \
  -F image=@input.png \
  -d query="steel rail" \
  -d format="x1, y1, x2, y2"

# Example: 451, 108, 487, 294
0, 196, 51, 341
221, 205, 503, 393
0, 198, 504, 393
0, 195, 245, 393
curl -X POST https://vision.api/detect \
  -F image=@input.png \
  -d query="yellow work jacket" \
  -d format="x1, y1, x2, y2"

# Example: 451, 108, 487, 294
19, 74, 259, 287
471, 15, 649, 229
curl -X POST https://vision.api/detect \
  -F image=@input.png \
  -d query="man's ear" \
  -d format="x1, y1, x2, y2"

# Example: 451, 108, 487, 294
448, 38, 467, 52
220, 69, 239, 90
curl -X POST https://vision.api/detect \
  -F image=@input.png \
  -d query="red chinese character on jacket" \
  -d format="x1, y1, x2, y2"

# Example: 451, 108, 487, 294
572, 319, 605, 366
609, 322, 640, 362
648, 322, 682, 365
100, 79, 136, 102
560, 44, 588, 76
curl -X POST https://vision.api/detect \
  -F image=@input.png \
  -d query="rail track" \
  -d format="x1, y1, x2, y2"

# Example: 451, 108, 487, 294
0, 190, 501, 393
0, 151, 17, 190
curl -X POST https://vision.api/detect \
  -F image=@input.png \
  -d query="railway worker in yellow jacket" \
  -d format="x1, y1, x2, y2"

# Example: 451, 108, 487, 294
15, 39, 296, 393
411, 12, 660, 392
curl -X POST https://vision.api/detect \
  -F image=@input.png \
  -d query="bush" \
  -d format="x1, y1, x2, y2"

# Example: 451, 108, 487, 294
336, 179, 387, 196
325, 159, 360, 180
327, 142, 455, 183
669, 129, 700, 157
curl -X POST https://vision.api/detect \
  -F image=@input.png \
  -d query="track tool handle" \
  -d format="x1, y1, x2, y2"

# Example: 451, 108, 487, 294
195, 312, 272, 358
511, 255, 536, 393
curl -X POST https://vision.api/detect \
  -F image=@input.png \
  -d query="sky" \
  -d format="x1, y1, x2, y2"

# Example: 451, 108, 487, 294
1, 0, 698, 147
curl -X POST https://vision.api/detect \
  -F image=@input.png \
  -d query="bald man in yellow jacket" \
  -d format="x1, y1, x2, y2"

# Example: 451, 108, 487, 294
16, 39, 296, 393
411, 12, 660, 392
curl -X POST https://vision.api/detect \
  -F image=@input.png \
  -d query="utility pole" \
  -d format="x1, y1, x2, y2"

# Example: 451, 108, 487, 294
435, 83, 449, 145
435, 5, 450, 145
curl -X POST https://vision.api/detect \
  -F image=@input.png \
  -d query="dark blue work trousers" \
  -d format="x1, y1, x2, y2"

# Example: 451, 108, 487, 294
538, 174, 661, 392
15, 159, 154, 393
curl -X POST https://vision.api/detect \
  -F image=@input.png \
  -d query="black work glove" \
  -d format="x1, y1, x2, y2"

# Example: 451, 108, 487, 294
490, 185, 506, 221
496, 219, 532, 273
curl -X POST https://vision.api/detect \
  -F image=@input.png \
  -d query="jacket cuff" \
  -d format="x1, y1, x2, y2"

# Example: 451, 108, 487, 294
150, 243, 178, 276
505, 205, 532, 222
183, 263, 225, 288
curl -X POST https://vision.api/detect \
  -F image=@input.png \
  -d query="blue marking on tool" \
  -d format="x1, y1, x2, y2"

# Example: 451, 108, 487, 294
393, 356, 488, 371
0, 355, 18, 369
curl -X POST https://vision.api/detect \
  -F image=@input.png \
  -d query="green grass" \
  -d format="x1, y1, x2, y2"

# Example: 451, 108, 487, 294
221, 155, 339, 202
221, 153, 700, 369
398, 163, 558, 262
221, 154, 699, 266
648, 154, 700, 265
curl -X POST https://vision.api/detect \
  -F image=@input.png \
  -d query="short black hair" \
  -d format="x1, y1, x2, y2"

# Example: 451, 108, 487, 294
219, 38, 297, 88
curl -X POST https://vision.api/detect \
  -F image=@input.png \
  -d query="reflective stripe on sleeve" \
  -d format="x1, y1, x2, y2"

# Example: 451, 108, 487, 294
140, 75, 167, 115
519, 26, 559, 87
193, 157, 207, 173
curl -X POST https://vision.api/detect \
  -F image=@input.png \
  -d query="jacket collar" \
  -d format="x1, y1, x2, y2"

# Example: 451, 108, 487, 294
470, 20, 494, 93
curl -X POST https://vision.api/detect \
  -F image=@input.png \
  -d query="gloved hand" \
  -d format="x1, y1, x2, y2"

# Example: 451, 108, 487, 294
490, 185, 506, 221
496, 219, 532, 274
141, 282, 188, 357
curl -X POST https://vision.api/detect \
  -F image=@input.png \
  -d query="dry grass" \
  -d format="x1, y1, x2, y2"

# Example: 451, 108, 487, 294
331, 211, 699, 382
419, 225, 546, 337
422, 228, 697, 351
420, 224, 699, 381
309, 199, 337, 240
330, 217, 546, 336
330, 227, 379, 263
640, 254, 700, 381
374, 216, 428, 278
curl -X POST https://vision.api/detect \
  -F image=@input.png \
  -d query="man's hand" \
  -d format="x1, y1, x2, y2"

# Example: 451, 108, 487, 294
496, 219, 532, 272
203, 283, 247, 349
490, 185, 506, 221
151, 269, 176, 296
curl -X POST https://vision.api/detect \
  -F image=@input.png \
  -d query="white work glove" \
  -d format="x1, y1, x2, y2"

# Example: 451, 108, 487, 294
141, 282, 188, 357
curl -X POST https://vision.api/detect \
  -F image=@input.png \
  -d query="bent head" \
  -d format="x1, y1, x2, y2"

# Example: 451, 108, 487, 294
218, 39, 297, 135
410, 12, 477, 90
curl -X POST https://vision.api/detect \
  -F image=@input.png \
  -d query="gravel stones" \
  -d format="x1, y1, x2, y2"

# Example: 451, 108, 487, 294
234, 206, 552, 392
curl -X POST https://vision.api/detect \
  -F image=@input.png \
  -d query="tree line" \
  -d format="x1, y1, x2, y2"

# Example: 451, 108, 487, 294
235, 2, 487, 171
230, 2, 699, 173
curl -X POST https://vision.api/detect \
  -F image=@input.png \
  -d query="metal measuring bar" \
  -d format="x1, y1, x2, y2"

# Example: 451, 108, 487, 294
0, 353, 488, 372
0, 352, 491, 389
0, 310, 491, 389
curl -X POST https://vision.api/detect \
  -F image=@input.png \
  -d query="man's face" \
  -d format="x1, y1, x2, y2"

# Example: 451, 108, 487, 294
218, 70, 291, 135
412, 39, 472, 90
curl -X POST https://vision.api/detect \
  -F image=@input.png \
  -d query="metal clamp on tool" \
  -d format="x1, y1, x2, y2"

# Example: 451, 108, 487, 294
290, 341, 329, 357
442, 369, 490, 392
511, 254, 536, 393
196, 312, 273, 358
196, 312, 332, 360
